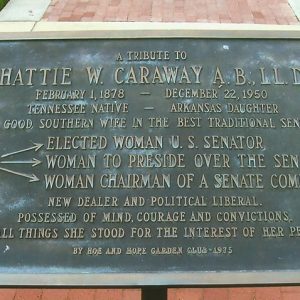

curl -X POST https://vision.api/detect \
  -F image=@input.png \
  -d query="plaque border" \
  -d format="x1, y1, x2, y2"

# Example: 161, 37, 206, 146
0, 22, 300, 285
1, 271, 300, 286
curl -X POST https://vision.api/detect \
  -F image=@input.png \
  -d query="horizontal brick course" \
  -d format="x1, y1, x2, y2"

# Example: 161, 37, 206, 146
41, 289, 69, 300
0, 288, 142, 300
168, 287, 300, 300
14, 289, 43, 300
6, 287, 300, 300
0, 289, 16, 300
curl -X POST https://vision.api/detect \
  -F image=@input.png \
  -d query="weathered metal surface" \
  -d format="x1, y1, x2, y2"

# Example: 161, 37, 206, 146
0, 37, 300, 285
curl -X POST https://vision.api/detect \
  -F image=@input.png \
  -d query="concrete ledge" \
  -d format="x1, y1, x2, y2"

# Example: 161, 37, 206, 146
35, 22, 300, 31
1, 271, 300, 286
0, 22, 35, 32
0, 22, 300, 39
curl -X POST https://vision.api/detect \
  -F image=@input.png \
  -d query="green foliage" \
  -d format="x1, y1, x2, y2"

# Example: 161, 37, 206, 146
0, 0, 9, 10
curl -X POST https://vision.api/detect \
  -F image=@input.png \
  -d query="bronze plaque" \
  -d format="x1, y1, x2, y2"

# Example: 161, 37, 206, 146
0, 35, 300, 285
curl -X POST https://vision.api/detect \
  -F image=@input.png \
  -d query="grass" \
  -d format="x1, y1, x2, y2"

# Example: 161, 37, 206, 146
0, 0, 9, 10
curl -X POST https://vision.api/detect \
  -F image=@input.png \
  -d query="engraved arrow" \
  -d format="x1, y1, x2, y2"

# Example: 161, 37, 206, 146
0, 158, 42, 167
1, 143, 43, 158
0, 167, 39, 182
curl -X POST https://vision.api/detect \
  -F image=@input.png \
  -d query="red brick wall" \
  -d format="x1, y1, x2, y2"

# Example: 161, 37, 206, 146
168, 287, 300, 300
0, 288, 141, 300
1, 287, 300, 299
